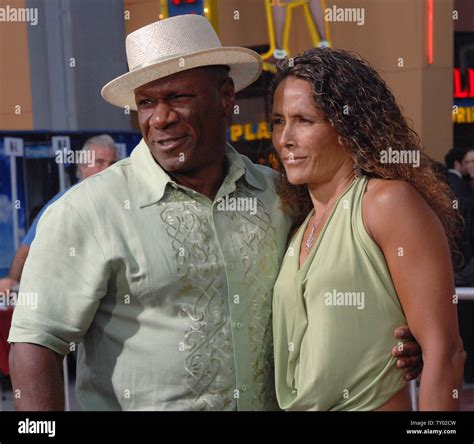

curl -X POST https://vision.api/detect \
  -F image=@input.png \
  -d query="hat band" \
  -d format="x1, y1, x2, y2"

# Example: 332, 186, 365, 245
131, 48, 221, 72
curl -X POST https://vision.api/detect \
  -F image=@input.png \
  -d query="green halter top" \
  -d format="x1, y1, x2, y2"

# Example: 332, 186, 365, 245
272, 176, 407, 411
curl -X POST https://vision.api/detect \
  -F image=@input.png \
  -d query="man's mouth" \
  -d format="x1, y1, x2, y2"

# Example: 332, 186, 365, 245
153, 136, 187, 151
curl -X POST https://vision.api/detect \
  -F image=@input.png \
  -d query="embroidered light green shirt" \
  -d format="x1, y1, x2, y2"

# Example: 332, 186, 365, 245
8, 140, 293, 411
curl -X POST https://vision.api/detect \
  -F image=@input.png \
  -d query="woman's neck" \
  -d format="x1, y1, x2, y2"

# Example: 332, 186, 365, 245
307, 163, 356, 214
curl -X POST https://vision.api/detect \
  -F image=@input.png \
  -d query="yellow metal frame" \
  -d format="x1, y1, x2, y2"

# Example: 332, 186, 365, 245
261, 0, 278, 60
320, 0, 331, 44
204, 0, 218, 32
261, 0, 330, 62
159, 0, 169, 18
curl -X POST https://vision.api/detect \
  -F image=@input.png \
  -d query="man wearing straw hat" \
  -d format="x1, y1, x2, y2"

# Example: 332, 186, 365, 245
8, 15, 420, 411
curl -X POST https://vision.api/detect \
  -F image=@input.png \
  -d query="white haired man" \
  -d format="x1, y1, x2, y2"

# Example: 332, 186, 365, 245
0, 135, 116, 295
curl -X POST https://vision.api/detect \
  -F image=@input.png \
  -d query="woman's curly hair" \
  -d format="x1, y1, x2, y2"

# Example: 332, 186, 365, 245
270, 47, 461, 257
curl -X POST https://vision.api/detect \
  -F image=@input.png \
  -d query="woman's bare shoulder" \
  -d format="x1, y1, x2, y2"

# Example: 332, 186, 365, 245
363, 178, 432, 240
364, 178, 429, 211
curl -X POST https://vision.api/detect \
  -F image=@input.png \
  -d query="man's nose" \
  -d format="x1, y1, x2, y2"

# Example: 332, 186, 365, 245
150, 102, 179, 129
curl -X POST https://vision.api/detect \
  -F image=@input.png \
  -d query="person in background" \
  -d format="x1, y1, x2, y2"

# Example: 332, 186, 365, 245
445, 148, 474, 283
446, 148, 470, 197
455, 146, 474, 384
462, 147, 474, 191
0, 134, 117, 295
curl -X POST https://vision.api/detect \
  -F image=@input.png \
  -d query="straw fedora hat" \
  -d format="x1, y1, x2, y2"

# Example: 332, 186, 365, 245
101, 14, 263, 110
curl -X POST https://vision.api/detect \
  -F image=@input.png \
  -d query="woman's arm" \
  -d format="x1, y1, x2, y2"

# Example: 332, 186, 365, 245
363, 179, 466, 410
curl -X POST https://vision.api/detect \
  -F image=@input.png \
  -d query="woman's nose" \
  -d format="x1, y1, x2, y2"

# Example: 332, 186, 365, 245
279, 123, 295, 148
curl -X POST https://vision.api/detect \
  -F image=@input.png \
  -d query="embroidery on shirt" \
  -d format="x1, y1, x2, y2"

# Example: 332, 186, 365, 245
159, 192, 235, 411
225, 184, 280, 410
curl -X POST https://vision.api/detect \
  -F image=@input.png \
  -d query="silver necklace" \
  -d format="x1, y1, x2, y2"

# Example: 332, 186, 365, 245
304, 176, 358, 254
305, 225, 316, 253
305, 214, 317, 253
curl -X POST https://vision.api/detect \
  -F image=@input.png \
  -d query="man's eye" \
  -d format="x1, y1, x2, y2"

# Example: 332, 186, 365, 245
299, 117, 313, 124
271, 118, 283, 126
137, 99, 153, 107
171, 94, 192, 100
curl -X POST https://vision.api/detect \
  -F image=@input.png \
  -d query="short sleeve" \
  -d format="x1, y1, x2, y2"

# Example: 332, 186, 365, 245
8, 196, 111, 355
21, 190, 68, 246
21, 216, 39, 246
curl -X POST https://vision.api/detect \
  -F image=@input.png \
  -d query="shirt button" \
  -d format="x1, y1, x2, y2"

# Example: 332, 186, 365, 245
241, 385, 247, 392
228, 262, 235, 271
236, 322, 243, 330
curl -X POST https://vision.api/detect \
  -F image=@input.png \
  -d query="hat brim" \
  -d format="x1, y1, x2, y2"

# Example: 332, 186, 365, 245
101, 47, 263, 110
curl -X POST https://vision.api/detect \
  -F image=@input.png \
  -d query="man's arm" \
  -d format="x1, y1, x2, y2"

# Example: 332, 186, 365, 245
9, 343, 65, 411
7, 244, 30, 283
0, 245, 30, 294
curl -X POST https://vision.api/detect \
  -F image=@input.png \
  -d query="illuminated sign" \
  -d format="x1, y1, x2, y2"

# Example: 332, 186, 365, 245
453, 68, 474, 124
228, 122, 272, 142
453, 105, 474, 124
454, 68, 474, 98
167, 0, 203, 16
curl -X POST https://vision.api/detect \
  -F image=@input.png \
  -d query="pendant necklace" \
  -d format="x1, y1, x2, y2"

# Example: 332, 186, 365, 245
305, 213, 318, 253
305, 176, 358, 254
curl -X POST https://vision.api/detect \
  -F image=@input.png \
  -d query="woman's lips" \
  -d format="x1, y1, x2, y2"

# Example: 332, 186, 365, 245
283, 156, 308, 165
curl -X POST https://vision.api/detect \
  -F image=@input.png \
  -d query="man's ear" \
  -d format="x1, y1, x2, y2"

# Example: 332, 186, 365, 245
220, 77, 235, 123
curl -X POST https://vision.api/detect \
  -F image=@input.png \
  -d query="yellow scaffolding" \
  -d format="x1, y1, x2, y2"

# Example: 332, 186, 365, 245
261, 0, 331, 65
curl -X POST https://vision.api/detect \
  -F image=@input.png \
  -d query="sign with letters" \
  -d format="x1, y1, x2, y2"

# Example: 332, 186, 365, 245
4, 138, 24, 157
453, 68, 474, 124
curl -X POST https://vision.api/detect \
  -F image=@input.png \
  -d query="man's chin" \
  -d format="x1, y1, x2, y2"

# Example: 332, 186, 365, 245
148, 148, 194, 173
159, 161, 192, 174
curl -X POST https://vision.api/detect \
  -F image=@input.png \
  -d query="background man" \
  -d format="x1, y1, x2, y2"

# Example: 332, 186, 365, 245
0, 134, 116, 295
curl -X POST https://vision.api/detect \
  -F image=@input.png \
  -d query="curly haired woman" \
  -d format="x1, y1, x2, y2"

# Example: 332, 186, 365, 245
271, 47, 466, 411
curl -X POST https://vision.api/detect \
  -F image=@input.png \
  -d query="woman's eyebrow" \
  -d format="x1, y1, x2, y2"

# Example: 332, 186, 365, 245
272, 111, 320, 119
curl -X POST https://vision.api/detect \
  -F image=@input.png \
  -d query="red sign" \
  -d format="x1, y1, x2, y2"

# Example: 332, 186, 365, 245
172, 0, 197, 5
454, 68, 474, 98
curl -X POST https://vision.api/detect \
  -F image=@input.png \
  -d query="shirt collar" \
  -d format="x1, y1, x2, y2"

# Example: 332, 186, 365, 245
131, 139, 267, 208
448, 169, 463, 178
